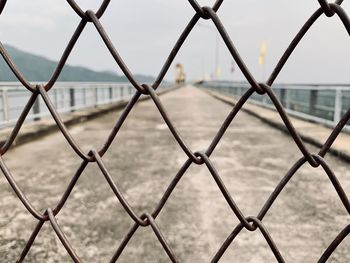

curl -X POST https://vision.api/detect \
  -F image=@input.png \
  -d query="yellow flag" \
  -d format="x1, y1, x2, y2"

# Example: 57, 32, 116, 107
215, 67, 221, 78
258, 41, 267, 65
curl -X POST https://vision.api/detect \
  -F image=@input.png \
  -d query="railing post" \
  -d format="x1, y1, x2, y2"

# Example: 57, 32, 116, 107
83, 87, 87, 106
310, 89, 317, 116
95, 87, 98, 107
61, 89, 65, 110
121, 86, 124, 99
69, 88, 75, 112
334, 89, 342, 124
109, 86, 113, 102
33, 96, 41, 121
280, 89, 286, 107
54, 89, 58, 108
285, 89, 291, 110
2, 88, 9, 123
262, 92, 267, 105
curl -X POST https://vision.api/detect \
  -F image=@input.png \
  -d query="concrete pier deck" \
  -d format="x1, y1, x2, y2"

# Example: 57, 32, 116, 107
0, 86, 349, 262
206, 88, 350, 162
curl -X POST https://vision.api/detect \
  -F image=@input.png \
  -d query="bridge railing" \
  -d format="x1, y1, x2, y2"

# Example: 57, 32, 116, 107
198, 81, 350, 129
0, 82, 170, 127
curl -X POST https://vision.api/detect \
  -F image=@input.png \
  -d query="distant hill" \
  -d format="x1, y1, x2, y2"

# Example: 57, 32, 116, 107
0, 44, 155, 83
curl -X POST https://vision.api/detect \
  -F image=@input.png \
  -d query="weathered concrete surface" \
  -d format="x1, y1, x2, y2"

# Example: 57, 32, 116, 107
0, 86, 349, 262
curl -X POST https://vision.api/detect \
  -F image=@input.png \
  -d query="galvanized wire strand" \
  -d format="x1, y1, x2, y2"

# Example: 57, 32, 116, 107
319, 225, 350, 262
0, 0, 348, 262
47, 208, 82, 263
0, 0, 6, 15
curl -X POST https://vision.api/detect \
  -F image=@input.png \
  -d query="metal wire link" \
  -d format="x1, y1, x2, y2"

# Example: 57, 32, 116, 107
0, 0, 348, 262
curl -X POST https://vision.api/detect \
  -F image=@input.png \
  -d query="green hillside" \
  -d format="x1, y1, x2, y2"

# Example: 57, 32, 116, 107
0, 44, 154, 83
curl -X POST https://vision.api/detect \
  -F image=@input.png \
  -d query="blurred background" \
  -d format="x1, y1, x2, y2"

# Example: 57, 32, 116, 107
0, 0, 350, 83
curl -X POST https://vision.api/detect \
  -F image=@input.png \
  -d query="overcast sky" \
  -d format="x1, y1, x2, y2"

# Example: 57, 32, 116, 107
0, 0, 350, 84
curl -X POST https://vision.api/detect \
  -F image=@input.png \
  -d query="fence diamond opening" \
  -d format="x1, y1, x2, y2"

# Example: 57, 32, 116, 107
0, 0, 349, 262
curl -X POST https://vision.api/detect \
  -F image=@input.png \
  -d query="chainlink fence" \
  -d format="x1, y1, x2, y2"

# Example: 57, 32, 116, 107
0, 0, 349, 262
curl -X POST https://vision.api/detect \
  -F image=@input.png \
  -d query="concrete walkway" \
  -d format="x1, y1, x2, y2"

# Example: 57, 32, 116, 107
207, 89, 350, 161
0, 86, 349, 262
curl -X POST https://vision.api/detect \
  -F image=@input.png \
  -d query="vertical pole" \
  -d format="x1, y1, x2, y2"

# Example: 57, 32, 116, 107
83, 87, 87, 106
95, 87, 98, 107
215, 31, 219, 80
54, 89, 58, 108
310, 89, 317, 116
262, 89, 267, 104
69, 88, 75, 112
2, 88, 9, 123
280, 89, 286, 107
109, 86, 113, 102
62, 89, 66, 110
33, 95, 41, 121
285, 89, 290, 110
334, 89, 342, 124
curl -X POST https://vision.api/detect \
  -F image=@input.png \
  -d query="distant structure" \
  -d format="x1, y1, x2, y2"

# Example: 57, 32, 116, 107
175, 63, 186, 84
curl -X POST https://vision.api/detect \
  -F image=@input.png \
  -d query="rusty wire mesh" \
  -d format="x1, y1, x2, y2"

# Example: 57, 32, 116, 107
0, 0, 349, 262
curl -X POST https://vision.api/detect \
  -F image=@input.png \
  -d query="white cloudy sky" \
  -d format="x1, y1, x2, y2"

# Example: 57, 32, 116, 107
0, 0, 349, 84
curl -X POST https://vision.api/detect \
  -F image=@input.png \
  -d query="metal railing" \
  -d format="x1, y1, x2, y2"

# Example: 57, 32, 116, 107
0, 0, 349, 262
199, 81, 350, 128
0, 82, 154, 127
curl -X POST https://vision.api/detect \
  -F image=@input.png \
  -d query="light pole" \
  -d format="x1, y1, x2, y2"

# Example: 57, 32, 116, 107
197, 23, 220, 80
